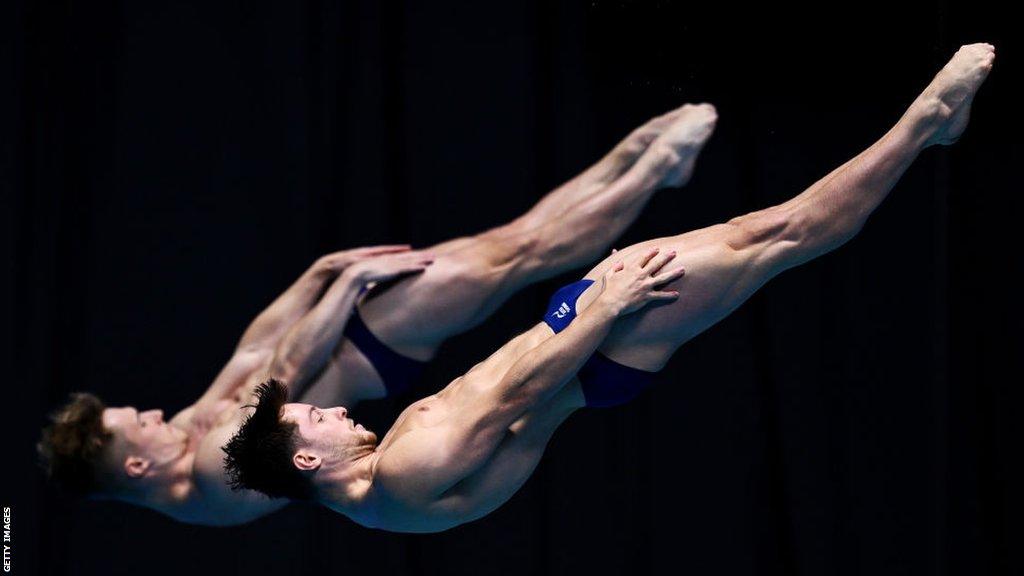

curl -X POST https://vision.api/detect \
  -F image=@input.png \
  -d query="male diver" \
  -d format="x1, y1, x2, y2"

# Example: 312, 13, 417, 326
224, 44, 995, 532
38, 102, 718, 525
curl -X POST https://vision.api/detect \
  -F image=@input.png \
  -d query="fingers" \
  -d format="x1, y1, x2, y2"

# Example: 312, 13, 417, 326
406, 251, 435, 265
359, 250, 436, 281
602, 262, 624, 285
648, 290, 680, 301
644, 250, 677, 275
359, 244, 413, 256
393, 256, 434, 273
378, 258, 433, 281
384, 250, 433, 264
652, 264, 686, 286
637, 247, 661, 268
405, 250, 435, 266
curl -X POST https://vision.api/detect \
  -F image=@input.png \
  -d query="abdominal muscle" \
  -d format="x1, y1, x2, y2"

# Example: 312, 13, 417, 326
375, 323, 556, 453
339, 323, 564, 532
358, 323, 588, 532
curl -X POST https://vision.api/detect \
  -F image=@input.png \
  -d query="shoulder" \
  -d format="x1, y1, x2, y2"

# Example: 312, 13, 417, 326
370, 417, 469, 499
189, 419, 290, 526
192, 419, 239, 488
168, 404, 197, 430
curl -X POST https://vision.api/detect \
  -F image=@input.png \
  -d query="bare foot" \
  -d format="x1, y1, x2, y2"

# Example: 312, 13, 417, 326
649, 102, 718, 188
911, 43, 996, 146
587, 104, 693, 185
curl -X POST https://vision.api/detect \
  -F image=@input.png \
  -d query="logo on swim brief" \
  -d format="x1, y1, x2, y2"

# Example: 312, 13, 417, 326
553, 302, 571, 319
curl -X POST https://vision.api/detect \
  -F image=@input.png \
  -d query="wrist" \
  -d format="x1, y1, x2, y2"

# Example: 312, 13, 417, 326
591, 295, 624, 319
304, 261, 337, 288
312, 254, 356, 277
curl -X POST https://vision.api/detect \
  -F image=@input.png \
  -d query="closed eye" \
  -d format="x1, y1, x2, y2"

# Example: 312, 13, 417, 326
317, 411, 324, 423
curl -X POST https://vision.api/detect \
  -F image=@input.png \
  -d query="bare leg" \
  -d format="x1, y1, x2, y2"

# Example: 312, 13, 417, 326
298, 105, 716, 406
359, 104, 719, 360
570, 43, 997, 370
394, 45, 995, 514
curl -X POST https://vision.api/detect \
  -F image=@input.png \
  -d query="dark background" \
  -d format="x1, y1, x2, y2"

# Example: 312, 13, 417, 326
3, 0, 1021, 574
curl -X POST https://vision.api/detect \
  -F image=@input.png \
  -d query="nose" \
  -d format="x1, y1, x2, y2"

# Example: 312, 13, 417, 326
335, 407, 347, 419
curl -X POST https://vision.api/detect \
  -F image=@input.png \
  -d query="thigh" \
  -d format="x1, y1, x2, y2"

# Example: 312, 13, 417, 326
577, 221, 783, 370
356, 227, 538, 360
295, 338, 386, 407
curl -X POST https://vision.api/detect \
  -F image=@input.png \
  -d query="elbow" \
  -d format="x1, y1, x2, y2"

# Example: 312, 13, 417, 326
493, 387, 530, 420
266, 353, 300, 386
494, 364, 543, 409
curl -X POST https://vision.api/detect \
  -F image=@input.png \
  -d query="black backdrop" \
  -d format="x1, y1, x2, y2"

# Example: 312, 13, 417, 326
4, 1, 1021, 574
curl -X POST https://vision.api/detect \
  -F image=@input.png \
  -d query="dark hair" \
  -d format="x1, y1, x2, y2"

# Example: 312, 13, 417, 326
38, 393, 114, 497
222, 379, 312, 500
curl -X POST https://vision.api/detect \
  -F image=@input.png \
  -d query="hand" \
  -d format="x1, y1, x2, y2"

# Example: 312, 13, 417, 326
597, 247, 685, 316
345, 250, 435, 284
313, 245, 414, 275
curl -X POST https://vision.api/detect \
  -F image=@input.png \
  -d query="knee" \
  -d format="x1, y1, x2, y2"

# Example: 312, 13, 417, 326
476, 224, 545, 271
725, 206, 803, 252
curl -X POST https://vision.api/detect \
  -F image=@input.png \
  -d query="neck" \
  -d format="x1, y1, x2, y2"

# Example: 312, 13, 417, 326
119, 451, 198, 515
312, 449, 378, 510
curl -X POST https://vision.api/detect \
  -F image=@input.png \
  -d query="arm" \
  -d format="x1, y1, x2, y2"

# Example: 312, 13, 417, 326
189, 263, 333, 413
266, 250, 434, 396
265, 269, 364, 392
375, 298, 621, 501
376, 249, 684, 499
232, 261, 335, 354
185, 246, 413, 432
235, 246, 411, 353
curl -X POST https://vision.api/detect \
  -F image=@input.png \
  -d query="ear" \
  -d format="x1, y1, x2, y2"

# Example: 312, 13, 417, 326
124, 456, 152, 478
292, 450, 322, 472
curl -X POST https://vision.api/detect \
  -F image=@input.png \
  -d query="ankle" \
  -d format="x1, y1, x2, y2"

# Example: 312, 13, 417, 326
899, 96, 950, 148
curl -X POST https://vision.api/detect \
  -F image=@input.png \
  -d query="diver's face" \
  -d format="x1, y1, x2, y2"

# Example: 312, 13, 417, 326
281, 403, 378, 467
102, 406, 189, 476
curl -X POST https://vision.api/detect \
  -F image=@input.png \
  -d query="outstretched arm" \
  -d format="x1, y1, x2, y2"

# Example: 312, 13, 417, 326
376, 249, 684, 500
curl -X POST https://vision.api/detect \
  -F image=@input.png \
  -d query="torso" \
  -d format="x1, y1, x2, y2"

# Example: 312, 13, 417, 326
155, 326, 390, 526
337, 323, 562, 533
168, 389, 290, 526
188, 406, 291, 526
